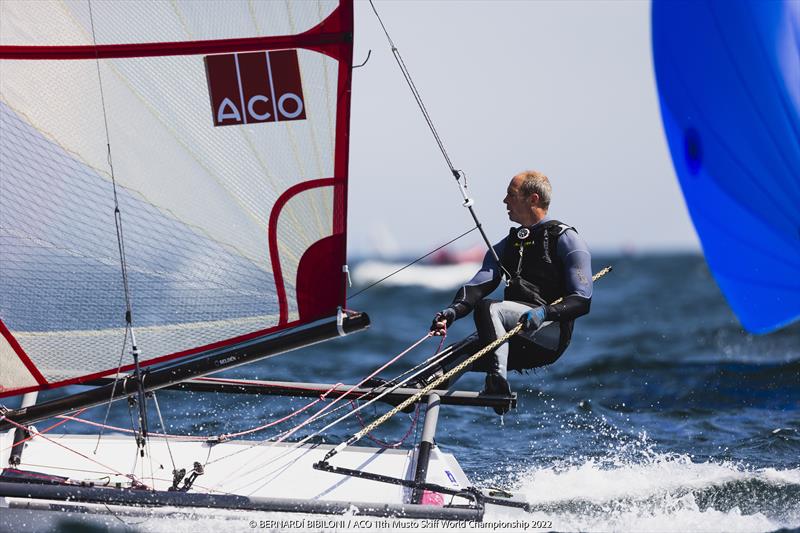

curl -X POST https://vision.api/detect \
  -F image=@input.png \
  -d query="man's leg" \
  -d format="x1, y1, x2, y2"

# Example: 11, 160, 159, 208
474, 299, 535, 397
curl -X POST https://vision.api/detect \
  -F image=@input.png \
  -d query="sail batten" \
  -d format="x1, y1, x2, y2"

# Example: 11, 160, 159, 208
0, 1, 353, 396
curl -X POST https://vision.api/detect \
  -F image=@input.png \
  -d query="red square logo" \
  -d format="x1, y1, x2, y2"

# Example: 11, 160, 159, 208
205, 50, 306, 127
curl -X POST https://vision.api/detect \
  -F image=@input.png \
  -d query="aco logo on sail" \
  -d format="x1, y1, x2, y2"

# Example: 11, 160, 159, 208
204, 50, 306, 127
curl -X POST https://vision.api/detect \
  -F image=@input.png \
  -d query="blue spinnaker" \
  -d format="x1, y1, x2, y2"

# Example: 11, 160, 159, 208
652, 0, 800, 333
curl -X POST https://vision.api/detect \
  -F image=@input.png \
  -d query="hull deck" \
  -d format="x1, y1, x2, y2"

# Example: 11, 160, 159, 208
0, 430, 481, 522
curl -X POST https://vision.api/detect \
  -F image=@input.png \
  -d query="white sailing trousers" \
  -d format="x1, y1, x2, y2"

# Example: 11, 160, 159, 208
479, 300, 537, 379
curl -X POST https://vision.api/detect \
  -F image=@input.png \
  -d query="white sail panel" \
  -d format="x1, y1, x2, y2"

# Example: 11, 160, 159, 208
1, 50, 337, 266
0, 1, 353, 394
0, 332, 38, 393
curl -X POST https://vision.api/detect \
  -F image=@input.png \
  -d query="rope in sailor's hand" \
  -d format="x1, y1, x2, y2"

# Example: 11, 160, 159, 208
322, 266, 613, 462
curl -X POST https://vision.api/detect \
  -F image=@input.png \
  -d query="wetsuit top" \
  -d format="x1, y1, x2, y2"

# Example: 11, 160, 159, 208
448, 216, 592, 322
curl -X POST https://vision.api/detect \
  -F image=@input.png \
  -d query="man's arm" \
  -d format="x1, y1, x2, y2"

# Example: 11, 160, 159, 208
447, 240, 505, 320
431, 241, 504, 334
545, 229, 592, 321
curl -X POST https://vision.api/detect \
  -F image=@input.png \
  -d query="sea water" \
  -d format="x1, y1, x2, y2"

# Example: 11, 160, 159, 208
17, 253, 800, 532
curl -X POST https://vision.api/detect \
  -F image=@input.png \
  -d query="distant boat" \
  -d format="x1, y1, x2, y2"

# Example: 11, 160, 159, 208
427, 244, 487, 266
351, 241, 487, 290
352, 259, 483, 291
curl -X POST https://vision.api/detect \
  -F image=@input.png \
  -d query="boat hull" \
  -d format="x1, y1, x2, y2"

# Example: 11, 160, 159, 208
0, 430, 479, 522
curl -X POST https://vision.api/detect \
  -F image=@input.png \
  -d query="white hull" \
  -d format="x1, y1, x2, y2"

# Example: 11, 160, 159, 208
1, 430, 470, 500
0, 429, 487, 527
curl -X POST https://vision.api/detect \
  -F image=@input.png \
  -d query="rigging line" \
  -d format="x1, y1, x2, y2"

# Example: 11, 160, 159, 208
207, 335, 439, 485
367, 0, 510, 279
232, 353, 438, 496
152, 393, 176, 473
343, 334, 443, 449
218, 341, 453, 466
224, 332, 434, 490
126, 394, 140, 474
348, 226, 478, 299
194, 342, 449, 446
224, 344, 451, 494
351, 400, 421, 449
1, 409, 87, 454
0, 415, 140, 482
94, 326, 129, 454
86, 0, 131, 318
283, 348, 450, 442
213, 348, 449, 487
323, 267, 614, 463
368, 0, 456, 174
272, 333, 432, 445
87, 0, 149, 453
145, 429, 156, 491
60, 415, 207, 441
215, 383, 344, 441
218, 368, 442, 495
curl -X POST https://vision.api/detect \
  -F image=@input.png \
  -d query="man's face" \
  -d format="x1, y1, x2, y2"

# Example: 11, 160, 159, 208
503, 174, 534, 225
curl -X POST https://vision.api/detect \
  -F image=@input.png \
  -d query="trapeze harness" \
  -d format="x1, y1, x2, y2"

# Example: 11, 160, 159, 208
499, 220, 577, 369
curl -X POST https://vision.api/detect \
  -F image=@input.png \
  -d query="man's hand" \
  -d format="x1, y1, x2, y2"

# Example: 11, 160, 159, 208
430, 307, 456, 336
519, 306, 546, 331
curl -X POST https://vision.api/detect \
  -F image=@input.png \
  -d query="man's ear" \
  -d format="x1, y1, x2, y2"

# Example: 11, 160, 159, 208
529, 193, 540, 207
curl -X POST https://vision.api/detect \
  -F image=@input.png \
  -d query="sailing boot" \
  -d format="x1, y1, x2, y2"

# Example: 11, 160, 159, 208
481, 342, 512, 415
482, 373, 512, 415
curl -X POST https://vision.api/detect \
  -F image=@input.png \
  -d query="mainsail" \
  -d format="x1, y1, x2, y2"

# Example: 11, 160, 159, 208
652, 0, 800, 333
0, 0, 354, 396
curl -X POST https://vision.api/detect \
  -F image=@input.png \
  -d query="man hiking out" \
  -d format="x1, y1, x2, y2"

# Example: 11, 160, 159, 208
430, 170, 592, 413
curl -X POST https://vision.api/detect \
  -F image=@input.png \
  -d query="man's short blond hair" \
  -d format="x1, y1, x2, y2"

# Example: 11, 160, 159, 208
517, 170, 551, 209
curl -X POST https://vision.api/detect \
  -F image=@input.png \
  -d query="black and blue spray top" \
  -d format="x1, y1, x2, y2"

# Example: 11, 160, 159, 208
449, 217, 593, 324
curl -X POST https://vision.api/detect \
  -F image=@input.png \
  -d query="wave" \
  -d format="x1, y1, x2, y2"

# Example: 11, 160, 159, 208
487, 453, 800, 532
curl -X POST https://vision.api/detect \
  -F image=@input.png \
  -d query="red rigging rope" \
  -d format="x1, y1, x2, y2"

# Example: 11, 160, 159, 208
4, 332, 445, 494
57, 383, 343, 443
0, 408, 87, 453
204, 333, 443, 493
349, 333, 444, 449
0, 414, 144, 485
352, 401, 421, 449
47, 333, 442, 458
270, 332, 432, 445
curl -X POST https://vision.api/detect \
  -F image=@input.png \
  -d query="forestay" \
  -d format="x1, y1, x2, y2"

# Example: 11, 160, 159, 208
0, 0, 354, 395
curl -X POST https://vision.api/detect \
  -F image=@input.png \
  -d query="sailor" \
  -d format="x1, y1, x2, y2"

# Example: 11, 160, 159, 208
430, 170, 592, 412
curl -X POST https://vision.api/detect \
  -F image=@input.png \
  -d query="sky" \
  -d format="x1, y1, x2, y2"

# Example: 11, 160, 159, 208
347, 0, 701, 257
